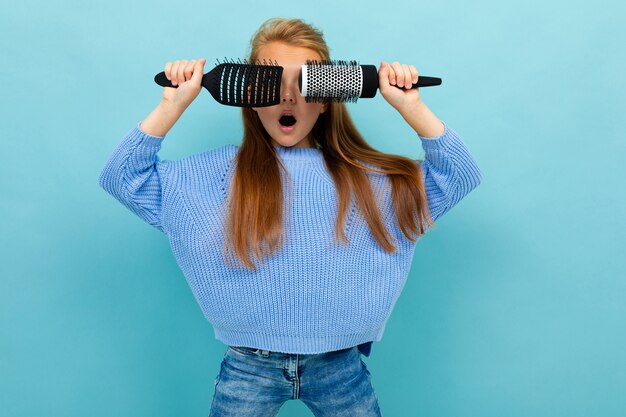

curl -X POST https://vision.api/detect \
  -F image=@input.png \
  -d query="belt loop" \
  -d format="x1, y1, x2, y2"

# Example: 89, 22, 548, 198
259, 349, 270, 357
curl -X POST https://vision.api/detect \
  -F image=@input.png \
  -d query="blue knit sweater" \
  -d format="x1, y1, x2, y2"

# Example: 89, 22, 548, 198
99, 120, 481, 355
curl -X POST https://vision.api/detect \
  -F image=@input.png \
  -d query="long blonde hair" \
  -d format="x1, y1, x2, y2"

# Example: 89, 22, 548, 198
223, 16, 433, 270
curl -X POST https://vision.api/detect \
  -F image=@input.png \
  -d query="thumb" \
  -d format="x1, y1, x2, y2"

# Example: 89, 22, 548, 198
379, 60, 390, 89
192, 58, 206, 82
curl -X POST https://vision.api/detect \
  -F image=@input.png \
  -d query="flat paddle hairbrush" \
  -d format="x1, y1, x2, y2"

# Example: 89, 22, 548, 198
299, 59, 442, 103
154, 59, 283, 107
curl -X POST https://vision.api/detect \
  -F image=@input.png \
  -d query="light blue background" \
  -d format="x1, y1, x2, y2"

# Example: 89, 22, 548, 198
1, 0, 625, 416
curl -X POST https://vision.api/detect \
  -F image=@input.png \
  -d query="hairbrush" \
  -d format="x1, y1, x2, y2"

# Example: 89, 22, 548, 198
299, 59, 442, 103
153, 58, 283, 107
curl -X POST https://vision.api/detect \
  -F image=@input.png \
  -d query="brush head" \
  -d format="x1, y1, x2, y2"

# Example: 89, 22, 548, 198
298, 59, 379, 104
209, 58, 284, 107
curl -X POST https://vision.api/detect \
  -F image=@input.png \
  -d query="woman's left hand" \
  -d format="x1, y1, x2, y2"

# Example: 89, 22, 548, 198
378, 60, 422, 113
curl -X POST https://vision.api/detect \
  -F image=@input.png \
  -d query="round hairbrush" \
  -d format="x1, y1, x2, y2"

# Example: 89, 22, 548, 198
299, 59, 442, 103
154, 59, 283, 107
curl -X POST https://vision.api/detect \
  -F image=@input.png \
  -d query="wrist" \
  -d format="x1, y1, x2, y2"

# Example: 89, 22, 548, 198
139, 101, 186, 137
397, 99, 445, 138
398, 99, 426, 118
159, 99, 186, 116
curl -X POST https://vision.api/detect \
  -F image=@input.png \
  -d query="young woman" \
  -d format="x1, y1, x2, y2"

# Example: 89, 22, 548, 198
99, 16, 481, 417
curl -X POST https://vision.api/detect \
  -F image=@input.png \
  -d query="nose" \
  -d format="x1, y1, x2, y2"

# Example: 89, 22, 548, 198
281, 72, 298, 103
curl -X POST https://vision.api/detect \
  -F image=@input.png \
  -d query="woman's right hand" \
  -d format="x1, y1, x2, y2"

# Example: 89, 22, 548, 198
162, 59, 206, 109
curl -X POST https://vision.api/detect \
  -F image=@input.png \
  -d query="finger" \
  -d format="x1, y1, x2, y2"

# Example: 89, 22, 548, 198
379, 60, 389, 87
390, 61, 403, 86
409, 65, 419, 86
177, 60, 188, 84
171, 61, 180, 86
170, 61, 177, 85
379, 60, 386, 74
184, 60, 196, 82
164, 62, 172, 81
402, 64, 412, 89
191, 58, 206, 82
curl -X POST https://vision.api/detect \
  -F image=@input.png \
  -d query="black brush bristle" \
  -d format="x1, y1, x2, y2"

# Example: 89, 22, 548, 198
305, 59, 360, 66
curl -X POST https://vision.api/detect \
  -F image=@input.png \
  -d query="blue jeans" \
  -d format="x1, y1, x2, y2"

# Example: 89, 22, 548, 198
208, 345, 383, 416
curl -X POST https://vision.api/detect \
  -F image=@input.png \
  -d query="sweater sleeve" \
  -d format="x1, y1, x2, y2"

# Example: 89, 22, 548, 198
418, 121, 482, 223
98, 121, 170, 234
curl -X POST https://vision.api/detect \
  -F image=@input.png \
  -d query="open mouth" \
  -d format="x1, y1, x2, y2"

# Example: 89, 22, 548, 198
279, 114, 297, 127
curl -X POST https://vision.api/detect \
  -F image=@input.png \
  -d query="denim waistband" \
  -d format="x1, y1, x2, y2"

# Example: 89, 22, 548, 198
228, 344, 361, 358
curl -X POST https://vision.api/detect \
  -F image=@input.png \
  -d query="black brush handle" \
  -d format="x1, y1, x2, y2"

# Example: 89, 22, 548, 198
361, 65, 441, 98
154, 71, 207, 88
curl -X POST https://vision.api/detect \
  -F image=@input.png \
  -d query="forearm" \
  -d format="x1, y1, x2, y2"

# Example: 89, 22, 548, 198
139, 100, 186, 137
398, 100, 445, 139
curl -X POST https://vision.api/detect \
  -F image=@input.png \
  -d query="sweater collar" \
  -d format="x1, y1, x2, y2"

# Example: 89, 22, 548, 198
273, 145, 324, 161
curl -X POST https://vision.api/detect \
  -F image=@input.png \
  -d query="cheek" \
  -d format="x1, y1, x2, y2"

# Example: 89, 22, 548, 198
302, 109, 322, 125
256, 111, 272, 126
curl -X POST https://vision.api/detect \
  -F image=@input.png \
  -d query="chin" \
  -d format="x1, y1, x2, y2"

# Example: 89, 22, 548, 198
271, 134, 305, 148
274, 140, 301, 148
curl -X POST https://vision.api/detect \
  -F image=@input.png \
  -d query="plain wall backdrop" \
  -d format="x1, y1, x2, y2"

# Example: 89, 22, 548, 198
1, 0, 625, 416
